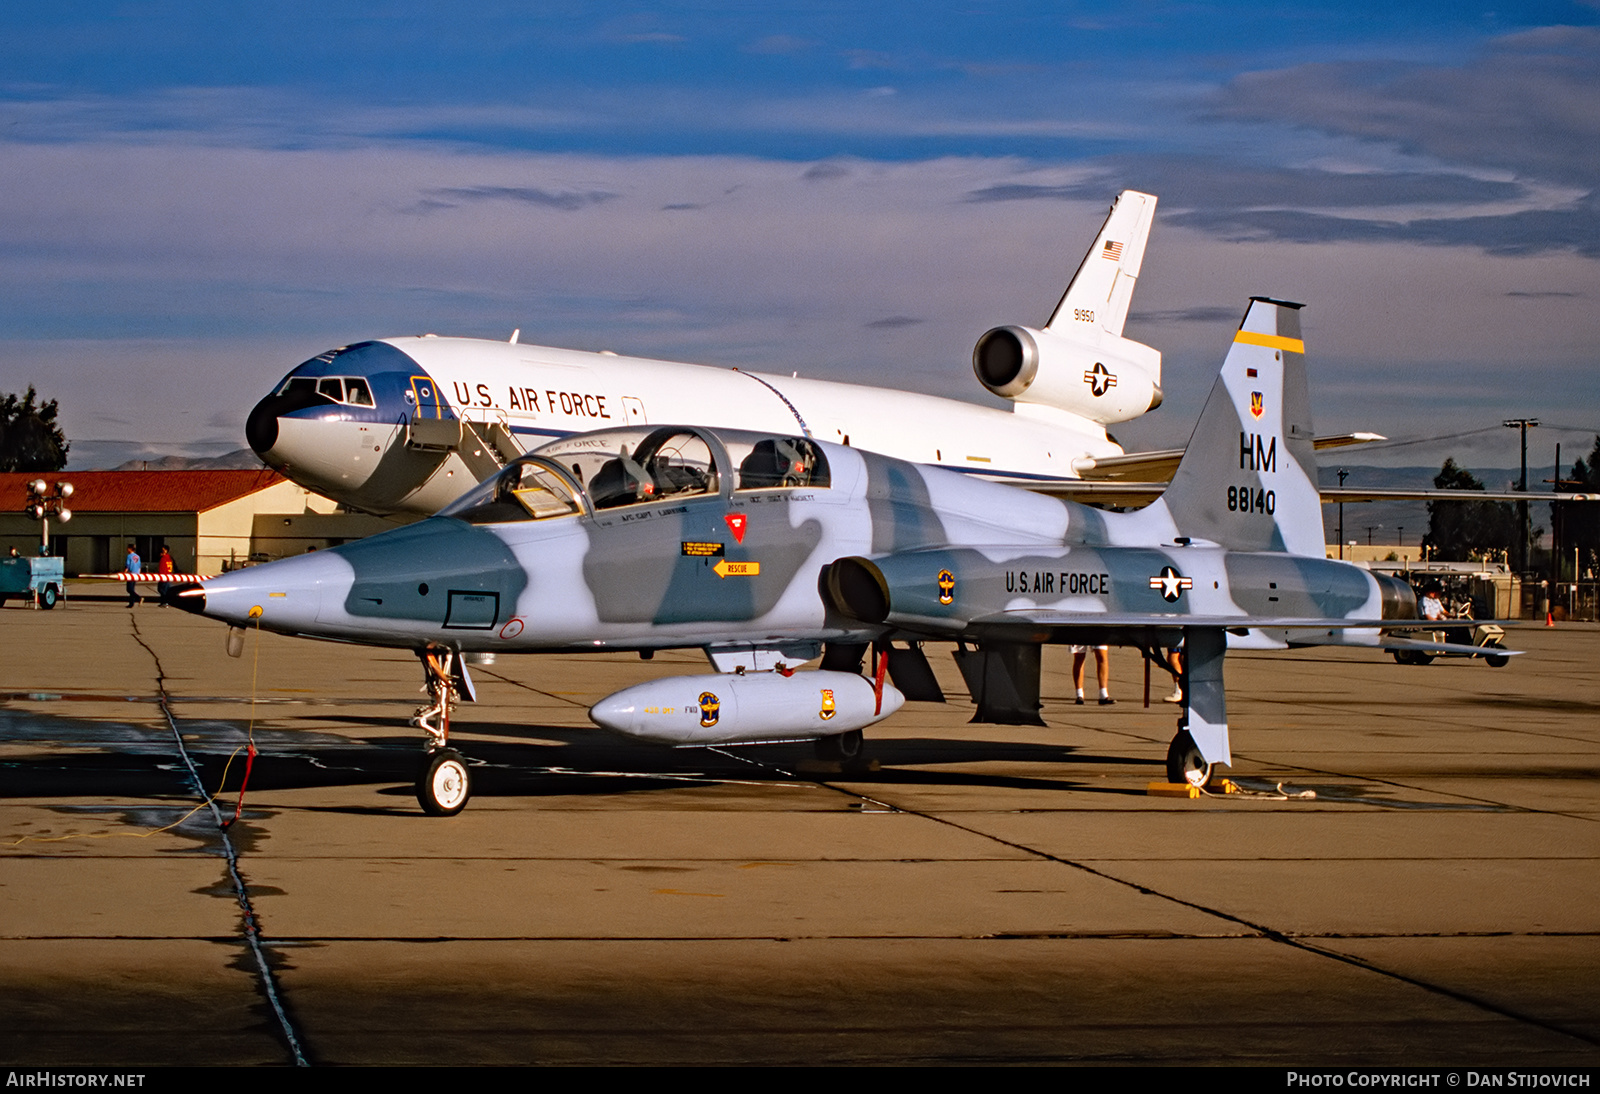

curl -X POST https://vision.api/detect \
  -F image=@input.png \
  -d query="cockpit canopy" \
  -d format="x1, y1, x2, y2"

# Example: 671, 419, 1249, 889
438, 426, 830, 525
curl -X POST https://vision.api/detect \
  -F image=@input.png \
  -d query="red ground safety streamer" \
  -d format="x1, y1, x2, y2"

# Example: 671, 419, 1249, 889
224, 743, 258, 829
873, 650, 888, 715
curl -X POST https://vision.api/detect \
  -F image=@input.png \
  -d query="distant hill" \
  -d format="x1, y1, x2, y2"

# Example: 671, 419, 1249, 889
110, 448, 265, 471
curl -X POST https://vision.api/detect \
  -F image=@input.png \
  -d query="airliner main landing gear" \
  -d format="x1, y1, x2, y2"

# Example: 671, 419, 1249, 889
412, 648, 473, 816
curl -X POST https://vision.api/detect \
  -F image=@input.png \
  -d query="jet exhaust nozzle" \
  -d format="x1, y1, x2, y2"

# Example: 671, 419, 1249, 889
162, 582, 207, 614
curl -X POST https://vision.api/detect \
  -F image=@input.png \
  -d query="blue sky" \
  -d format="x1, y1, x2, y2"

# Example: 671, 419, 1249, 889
0, 2, 1596, 473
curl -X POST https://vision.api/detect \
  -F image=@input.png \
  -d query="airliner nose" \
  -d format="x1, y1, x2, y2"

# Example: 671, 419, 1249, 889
247, 385, 332, 461
245, 394, 281, 456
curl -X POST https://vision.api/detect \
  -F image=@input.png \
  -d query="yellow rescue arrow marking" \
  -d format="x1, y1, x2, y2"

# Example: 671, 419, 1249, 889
713, 559, 760, 579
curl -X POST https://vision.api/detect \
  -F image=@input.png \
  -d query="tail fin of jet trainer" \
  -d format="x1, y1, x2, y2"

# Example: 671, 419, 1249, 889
1157, 297, 1325, 558
1045, 189, 1158, 342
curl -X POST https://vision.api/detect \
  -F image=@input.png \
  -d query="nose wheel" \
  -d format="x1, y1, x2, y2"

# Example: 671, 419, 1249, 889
417, 749, 471, 816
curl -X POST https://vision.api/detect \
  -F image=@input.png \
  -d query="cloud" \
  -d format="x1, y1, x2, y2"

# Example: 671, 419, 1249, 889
1128, 306, 1240, 324
1165, 197, 1600, 258
419, 186, 619, 211
745, 35, 814, 55
803, 160, 850, 181
972, 157, 1598, 257
1209, 27, 1600, 188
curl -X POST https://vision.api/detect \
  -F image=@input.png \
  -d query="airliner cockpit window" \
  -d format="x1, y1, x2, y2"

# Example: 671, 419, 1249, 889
344, 378, 374, 406
278, 374, 376, 408
438, 459, 584, 525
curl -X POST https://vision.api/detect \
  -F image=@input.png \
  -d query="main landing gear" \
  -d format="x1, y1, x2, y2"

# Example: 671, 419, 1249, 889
1165, 729, 1213, 789
412, 648, 472, 816
814, 728, 864, 761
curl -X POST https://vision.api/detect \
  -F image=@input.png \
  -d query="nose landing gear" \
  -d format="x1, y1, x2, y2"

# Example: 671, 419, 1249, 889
412, 648, 474, 816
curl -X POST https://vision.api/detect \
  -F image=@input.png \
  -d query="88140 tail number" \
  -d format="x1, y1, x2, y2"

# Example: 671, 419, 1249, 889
1228, 485, 1275, 515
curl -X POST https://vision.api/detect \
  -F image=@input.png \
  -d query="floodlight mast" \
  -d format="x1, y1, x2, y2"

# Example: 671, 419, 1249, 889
24, 479, 73, 555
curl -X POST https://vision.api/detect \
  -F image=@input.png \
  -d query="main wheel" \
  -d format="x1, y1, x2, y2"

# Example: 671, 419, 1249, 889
815, 729, 863, 761
39, 585, 59, 610
417, 749, 471, 816
1165, 730, 1213, 788
1484, 643, 1509, 669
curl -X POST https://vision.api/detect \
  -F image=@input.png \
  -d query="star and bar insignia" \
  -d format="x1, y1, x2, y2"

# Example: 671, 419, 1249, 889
1149, 566, 1193, 602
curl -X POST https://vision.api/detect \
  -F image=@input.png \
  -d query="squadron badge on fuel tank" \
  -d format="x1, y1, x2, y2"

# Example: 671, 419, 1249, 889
697, 691, 721, 728
819, 689, 836, 721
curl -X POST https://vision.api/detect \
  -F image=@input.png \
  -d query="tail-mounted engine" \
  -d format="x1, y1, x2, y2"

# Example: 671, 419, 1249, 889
973, 324, 1162, 426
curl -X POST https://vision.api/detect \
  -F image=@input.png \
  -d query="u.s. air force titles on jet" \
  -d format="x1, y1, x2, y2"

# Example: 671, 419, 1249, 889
169, 296, 1501, 816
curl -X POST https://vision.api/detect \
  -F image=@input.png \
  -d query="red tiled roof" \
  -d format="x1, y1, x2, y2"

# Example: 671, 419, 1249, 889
0, 469, 288, 514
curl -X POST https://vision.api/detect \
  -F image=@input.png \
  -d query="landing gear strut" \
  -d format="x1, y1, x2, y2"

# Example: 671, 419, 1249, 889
412, 648, 472, 816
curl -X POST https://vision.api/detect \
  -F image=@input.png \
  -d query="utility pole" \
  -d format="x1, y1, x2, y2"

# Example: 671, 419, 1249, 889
1503, 418, 1539, 572
1337, 468, 1349, 559
1553, 443, 1561, 583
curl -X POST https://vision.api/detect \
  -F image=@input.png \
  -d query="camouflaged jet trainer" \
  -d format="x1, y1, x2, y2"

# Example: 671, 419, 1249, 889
170, 297, 1491, 816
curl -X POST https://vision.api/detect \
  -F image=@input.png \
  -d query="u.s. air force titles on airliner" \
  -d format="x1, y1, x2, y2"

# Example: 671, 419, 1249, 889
170, 296, 1506, 815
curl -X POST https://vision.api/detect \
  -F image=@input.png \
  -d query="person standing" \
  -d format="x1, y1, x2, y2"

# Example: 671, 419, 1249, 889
157, 546, 174, 575
1072, 645, 1114, 705
124, 544, 141, 607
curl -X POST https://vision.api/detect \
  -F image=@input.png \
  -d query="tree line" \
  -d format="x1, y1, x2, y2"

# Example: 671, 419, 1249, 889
1423, 439, 1600, 580
0, 386, 69, 473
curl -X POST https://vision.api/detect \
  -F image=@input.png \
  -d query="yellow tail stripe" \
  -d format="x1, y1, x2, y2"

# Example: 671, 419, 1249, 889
1234, 330, 1305, 354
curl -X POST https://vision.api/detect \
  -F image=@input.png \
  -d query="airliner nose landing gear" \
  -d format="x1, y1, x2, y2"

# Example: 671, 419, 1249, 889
412, 648, 474, 816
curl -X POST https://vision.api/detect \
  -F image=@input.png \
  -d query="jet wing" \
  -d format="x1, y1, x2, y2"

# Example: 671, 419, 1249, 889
950, 612, 1519, 659
954, 610, 1393, 643
1319, 487, 1600, 503
1070, 432, 1387, 483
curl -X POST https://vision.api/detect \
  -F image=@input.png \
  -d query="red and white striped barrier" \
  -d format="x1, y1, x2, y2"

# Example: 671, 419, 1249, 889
85, 572, 215, 583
